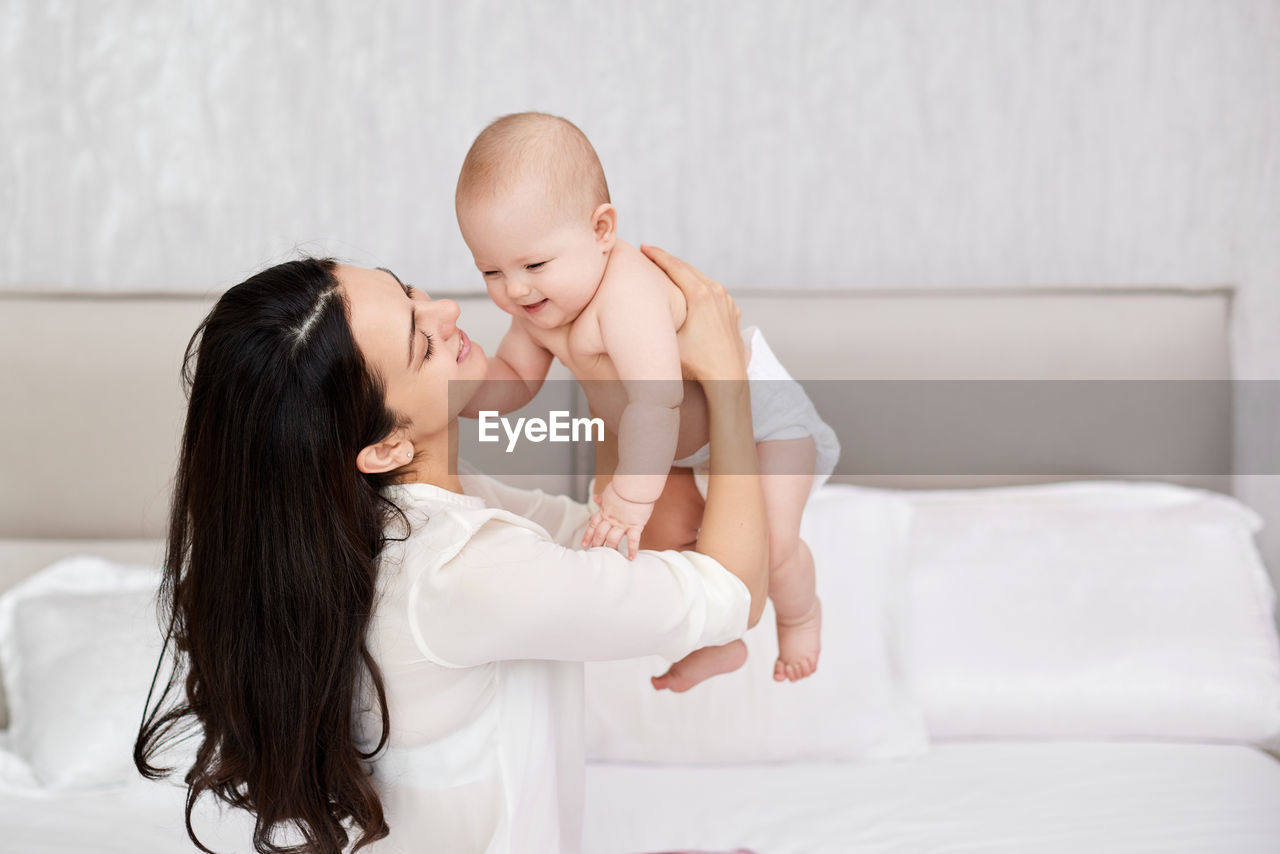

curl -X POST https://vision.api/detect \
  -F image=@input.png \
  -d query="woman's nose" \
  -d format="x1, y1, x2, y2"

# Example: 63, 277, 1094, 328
433, 298, 461, 335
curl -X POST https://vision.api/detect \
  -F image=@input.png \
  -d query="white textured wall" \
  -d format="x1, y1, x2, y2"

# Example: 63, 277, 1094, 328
4, 1, 1275, 293
4, 0, 1280, 572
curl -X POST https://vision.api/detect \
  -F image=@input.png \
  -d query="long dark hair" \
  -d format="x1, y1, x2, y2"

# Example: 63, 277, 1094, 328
135, 258, 403, 853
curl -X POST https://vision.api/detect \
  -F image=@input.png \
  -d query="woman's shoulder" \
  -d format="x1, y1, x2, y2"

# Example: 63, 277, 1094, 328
379, 467, 588, 560
376, 492, 552, 602
457, 464, 591, 546
382, 481, 538, 536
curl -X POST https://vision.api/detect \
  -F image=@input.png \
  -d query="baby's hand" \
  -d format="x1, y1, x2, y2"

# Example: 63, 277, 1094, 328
581, 483, 655, 560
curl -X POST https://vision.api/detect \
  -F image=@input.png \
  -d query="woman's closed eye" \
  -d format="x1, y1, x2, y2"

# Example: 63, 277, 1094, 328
399, 285, 433, 362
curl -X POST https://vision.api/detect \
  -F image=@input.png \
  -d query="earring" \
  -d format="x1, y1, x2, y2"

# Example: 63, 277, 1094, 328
406, 450, 413, 460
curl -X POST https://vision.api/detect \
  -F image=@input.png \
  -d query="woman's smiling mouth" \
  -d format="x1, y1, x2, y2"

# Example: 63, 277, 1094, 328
456, 328, 471, 362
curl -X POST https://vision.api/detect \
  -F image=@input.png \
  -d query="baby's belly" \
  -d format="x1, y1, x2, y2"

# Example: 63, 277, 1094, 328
583, 379, 710, 461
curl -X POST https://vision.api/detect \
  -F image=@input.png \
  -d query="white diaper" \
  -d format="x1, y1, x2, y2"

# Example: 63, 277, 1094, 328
673, 325, 840, 499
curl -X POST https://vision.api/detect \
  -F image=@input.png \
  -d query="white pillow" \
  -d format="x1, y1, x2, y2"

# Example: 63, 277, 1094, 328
584, 485, 928, 763
0, 556, 174, 789
904, 481, 1280, 746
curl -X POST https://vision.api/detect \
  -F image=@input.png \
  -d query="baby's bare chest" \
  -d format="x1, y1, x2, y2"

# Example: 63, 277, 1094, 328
530, 312, 615, 381
528, 315, 709, 454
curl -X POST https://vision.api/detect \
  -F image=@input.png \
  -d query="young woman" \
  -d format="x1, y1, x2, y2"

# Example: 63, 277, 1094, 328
135, 246, 768, 854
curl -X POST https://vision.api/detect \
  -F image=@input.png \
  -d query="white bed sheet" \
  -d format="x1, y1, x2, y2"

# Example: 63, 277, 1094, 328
1, 741, 1277, 853
583, 742, 1280, 854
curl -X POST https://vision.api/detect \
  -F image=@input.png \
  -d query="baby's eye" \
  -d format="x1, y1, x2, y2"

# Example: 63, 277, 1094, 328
481, 270, 500, 277
525, 261, 546, 271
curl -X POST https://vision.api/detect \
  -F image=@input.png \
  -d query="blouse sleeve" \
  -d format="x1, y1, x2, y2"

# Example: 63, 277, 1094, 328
410, 518, 750, 669
457, 462, 591, 548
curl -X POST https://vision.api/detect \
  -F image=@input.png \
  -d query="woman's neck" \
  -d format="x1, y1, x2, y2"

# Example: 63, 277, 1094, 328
391, 421, 463, 494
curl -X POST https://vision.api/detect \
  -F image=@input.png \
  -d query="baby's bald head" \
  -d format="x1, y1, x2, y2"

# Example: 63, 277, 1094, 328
456, 112, 610, 223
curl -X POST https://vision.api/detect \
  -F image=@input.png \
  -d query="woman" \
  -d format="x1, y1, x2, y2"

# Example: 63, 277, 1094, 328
134, 246, 768, 854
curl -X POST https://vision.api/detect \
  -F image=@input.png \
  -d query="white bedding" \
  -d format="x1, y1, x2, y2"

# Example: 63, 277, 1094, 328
582, 742, 1280, 854
2, 741, 1278, 853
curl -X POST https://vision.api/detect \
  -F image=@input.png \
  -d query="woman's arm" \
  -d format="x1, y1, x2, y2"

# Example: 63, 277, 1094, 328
642, 244, 769, 627
410, 523, 750, 667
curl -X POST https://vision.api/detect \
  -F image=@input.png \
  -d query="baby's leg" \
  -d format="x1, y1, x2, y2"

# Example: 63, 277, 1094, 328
643, 466, 749, 693
637, 466, 703, 552
759, 437, 822, 683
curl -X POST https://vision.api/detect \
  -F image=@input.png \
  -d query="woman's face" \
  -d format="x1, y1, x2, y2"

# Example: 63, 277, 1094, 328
339, 265, 488, 446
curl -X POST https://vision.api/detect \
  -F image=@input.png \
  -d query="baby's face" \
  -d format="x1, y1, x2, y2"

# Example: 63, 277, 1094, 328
458, 184, 608, 329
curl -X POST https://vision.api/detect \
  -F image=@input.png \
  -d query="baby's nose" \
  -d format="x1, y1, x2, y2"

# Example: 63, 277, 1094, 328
505, 276, 531, 299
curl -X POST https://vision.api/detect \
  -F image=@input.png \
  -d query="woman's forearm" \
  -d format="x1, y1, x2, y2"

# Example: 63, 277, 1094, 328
695, 382, 768, 626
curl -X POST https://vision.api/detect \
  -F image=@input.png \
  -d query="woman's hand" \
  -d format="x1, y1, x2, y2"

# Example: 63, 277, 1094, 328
641, 244, 746, 383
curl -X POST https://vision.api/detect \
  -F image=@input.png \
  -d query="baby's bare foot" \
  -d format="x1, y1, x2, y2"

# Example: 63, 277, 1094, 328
773, 598, 821, 682
651, 640, 748, 692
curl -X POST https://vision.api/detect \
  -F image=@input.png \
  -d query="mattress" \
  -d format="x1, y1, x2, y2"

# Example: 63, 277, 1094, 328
2, 741, 1278, 853
582, 742, 1280, 854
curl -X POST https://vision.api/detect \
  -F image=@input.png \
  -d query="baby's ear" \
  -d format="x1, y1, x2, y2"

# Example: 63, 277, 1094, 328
591, 203, 617, 250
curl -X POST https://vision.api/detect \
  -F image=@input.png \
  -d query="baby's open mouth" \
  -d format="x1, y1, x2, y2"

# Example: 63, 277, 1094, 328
522, 299, 549, 314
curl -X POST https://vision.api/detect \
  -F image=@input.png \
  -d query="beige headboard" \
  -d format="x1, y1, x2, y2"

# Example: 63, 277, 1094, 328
0, 284, 1232, 563
736, 288, 1233, 492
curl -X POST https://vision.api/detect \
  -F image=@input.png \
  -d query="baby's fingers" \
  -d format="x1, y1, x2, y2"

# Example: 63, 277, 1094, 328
582, 512, 604, 549
594, 521, 623, 551
586, 516, 611, 549
603, 523, 628, 555
625, 525, 644, 560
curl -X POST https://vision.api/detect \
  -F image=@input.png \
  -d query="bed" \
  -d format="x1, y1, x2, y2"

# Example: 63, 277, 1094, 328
2, 284, 1278, 854
2, 742, 1276, 853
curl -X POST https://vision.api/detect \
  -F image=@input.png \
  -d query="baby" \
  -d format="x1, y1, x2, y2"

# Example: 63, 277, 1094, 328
455, 112, 839, 690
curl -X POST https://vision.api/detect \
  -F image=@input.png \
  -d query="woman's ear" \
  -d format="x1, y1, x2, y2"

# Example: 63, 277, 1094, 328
357, 435, 415, 475
591, 203, 617, 252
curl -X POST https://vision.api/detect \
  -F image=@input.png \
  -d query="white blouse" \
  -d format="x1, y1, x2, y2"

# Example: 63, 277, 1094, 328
359, 467, 750, 854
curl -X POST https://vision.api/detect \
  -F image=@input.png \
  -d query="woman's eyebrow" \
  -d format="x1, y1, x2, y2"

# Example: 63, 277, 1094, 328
375, 266, 406, 287
374, 267, 415, 367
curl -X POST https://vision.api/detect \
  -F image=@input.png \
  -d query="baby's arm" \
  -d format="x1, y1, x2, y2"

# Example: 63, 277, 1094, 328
460, 319, 553, 418
584, 261, 683, 556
